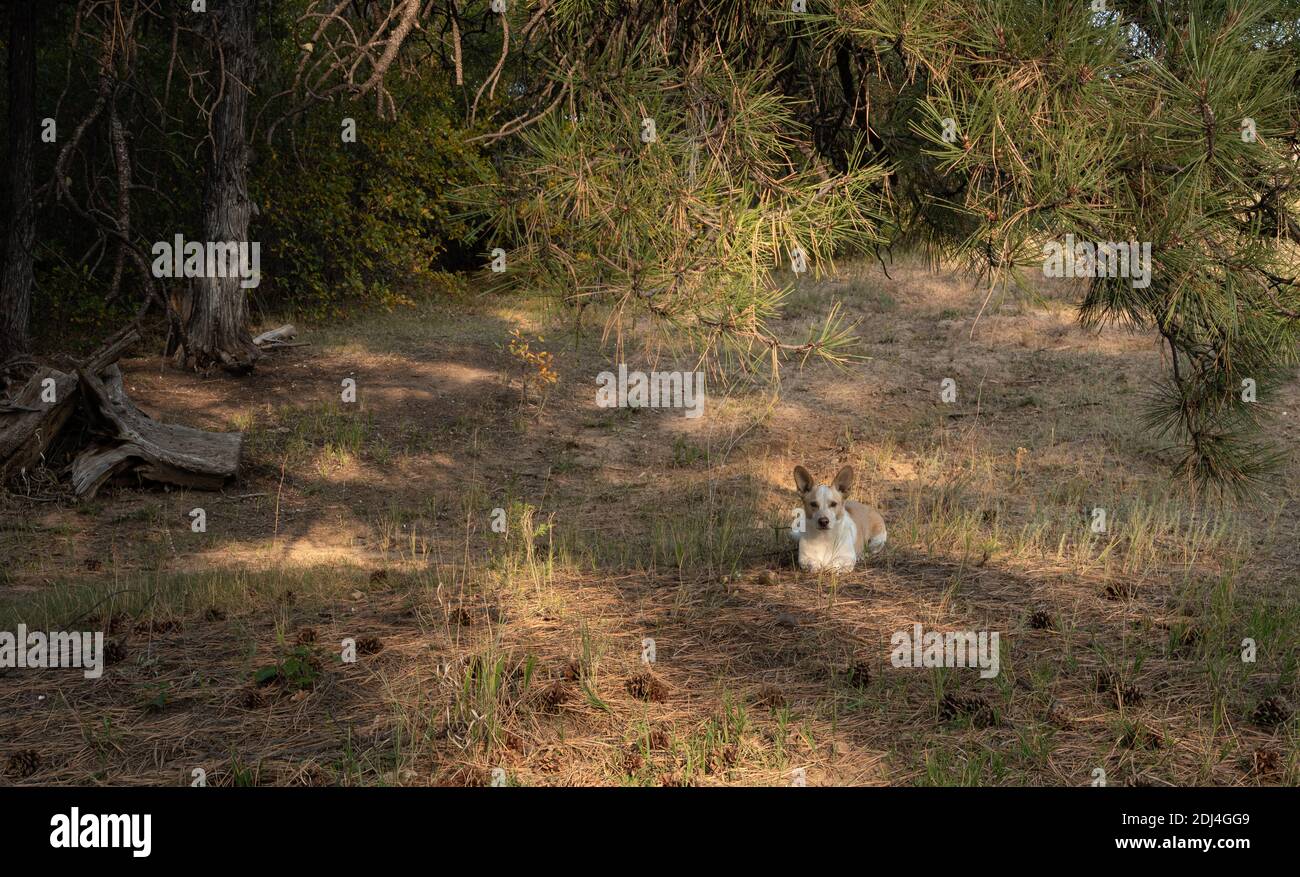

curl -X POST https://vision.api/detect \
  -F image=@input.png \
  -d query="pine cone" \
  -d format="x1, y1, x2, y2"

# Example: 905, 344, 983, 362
1252, 696, 1292, 729
1250, 748, 1280, 777
1046, 703, 1073, 730
355, 635, 383, 655
844, 659, 872, 687
626, 670, 668, 702
1120, 723, 1164, 750
1103, 580, 1138, 600
751, 683, 786, 710
104, 639, 128, 666
1029, 609, 1056, 630
1168, 624, 1203, 657
940, 693, 996, 727
705, 742, 738, 775
6, 748, 42, 778
1096, 670, 1143, 707
536, 680, 569, 713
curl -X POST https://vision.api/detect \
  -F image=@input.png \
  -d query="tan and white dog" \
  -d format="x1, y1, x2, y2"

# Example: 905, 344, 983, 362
793, 465, 886, 573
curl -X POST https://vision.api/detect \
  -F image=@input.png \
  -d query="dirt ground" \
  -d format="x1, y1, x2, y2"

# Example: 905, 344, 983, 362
2, 255, 1297, 786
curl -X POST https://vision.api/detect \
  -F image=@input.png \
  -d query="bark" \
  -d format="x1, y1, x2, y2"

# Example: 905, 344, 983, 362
0, 368, 78, 483
1, 359, 242, 496
184, 0, 262, 373
71, 365, 242, 498
106, 105, 131, 302
0, 0, 37, 365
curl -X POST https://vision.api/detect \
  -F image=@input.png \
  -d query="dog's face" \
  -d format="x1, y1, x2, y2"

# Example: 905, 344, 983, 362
794, 465, 855, 531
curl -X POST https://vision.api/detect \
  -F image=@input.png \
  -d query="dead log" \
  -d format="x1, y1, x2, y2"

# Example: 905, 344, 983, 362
0, 367, 79, 482
252, 324, 296, 347
3, 352, 242, 498
71, 364, 241, 498
82, 324, 142, 375
68, 442, 143, 498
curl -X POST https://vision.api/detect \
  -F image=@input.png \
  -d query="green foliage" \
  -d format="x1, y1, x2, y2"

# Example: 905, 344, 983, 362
255, 77, 492, 318
254, 644, 322, 690
25, 1, 493, 344
457, 31, 886, 372
453, 0, 1300, 491
881, 0, 1300, 493
36, 261, 121, 342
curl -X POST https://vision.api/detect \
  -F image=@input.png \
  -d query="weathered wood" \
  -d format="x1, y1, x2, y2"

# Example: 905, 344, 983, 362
3, 358, 242, 498
0, 367, 79, 482
252, 324, 296, 347
73, 364, 241, 497
68, 441, 141, 499
82, 324, 141, 375
69, 440, 238, 499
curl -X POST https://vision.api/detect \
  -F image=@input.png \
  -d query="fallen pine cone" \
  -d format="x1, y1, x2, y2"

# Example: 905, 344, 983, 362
355, 636, 384, 656
6, 749, 42, 778
626, 670, 669, 702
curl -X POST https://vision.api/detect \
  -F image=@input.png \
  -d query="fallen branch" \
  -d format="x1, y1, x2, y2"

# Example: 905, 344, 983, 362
0, 367, 79, 482
70, 364, 242, 498
252, 324, 298, 347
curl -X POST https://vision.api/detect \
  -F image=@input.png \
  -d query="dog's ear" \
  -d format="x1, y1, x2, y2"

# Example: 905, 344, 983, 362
793, 465, 813, 494
833, 465, 855, 496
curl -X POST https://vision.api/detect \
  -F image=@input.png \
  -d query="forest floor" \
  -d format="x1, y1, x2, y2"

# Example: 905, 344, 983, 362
2, 255, 1298, 786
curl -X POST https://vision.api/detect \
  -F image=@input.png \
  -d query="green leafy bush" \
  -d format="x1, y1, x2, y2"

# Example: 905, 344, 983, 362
254, 77, 492, 318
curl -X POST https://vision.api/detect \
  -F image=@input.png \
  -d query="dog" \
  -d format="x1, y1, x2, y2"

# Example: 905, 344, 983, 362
792, 465, 886, 572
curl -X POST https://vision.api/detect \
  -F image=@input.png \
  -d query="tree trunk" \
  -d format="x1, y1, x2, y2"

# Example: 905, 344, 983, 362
0, 0, 37, 366
184, 0, 261, 373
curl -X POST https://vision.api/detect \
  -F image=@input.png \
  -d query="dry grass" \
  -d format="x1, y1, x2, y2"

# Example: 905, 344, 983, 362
1, 255, 1297, 786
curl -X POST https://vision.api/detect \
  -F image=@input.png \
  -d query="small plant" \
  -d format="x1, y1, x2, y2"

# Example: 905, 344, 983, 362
680, 695, 749, 782
228, 749, 260, 787
254, 645, 323, 691
143, 682, 172, 713
670, 436, 704, 467
447, 649, 537, 751
507, 328, 558, 406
